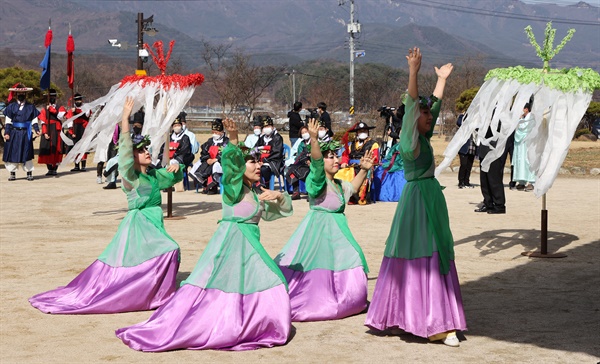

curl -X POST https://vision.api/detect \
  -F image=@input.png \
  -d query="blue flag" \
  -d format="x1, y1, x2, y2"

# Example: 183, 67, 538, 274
40, 44, 51, 90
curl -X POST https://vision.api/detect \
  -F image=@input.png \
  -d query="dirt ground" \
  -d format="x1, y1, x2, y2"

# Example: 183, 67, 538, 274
1, 151, 599, 363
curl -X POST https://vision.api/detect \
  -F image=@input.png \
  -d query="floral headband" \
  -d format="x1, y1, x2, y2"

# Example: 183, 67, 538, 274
133, 135, 151, 150
238, 143, 262, 160
307, 139, 342, 153
418, 95, 439, 109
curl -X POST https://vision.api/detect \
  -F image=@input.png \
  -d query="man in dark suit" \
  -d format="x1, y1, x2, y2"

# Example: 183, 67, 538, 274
475, 121, 508, 214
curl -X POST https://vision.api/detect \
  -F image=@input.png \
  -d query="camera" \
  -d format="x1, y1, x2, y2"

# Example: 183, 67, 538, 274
377, 105, 396, 119
309, 108, 320, 120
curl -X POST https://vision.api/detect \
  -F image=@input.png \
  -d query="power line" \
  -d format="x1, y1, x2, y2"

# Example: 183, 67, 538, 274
399, 0, 600, 26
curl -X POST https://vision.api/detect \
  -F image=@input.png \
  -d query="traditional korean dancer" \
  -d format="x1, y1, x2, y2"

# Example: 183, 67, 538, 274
365, 48, 467, 347
275, 118, 372, 322
116, 118, 294, 351
29, 96, 183, 314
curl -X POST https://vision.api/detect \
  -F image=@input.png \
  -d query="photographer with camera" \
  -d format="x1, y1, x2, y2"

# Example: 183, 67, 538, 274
378, 105, 403, 159
316, 102, 333, 137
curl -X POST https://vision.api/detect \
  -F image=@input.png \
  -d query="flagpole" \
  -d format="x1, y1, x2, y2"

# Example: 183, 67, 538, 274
68, 23, 74, 109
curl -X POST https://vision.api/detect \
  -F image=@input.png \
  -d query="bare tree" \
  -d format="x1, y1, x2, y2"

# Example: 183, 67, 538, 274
201, 40, 236, 112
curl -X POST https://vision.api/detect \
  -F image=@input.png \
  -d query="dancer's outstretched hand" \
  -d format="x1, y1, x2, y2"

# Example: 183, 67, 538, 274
166, 163, 180, 173
406, 47, 422, 73
359, 149, 375, 171
223, 118, 238, 144
307, 118, 319, 140
435, 63, 454, 80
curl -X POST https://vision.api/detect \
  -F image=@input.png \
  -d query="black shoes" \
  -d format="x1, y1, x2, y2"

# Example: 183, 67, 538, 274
487, 206, 506, 214
8, 172, 16, 181
291, 192, 301, 200
71, 167, 81, 172
474, 205, 491, 213
27, 172, 34, 181
103, 182, 118, 189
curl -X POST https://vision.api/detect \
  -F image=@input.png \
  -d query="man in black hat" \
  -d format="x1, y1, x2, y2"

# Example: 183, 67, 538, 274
191, 118, 230, 194
340, 121, 380, 204
66, 93, 92, 172
2, 83, 41, 181
38, 89, 66, 176
255, 116, 285, 187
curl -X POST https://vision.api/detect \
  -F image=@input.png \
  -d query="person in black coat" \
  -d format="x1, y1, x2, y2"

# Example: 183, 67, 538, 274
456, 114, 476, 189
475, 121, 508, 214
288, 101, 304, 147
255, 116, 285, 187
317, 101, 333, 137
192, 118, 229, 194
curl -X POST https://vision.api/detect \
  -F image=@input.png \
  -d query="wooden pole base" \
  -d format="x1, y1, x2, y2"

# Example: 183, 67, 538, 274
521, 251, 567, 258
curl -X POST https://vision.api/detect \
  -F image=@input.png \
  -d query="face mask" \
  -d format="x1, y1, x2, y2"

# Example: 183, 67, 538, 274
173, 126, 182, 134
75, 101, 83, 107
133, 126, 142, 134
318, 130, 327, 139
301, 133, 310, 141
253, 128, 262, 135
262, 127, 273, 136
49, 98, 56, 104
212, 133, 223, 141
358, 132, 368, 140
17, 94, 26, 102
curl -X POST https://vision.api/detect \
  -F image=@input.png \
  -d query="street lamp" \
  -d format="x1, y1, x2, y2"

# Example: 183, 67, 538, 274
284, 69, 296, 105
136, 13, 159, 76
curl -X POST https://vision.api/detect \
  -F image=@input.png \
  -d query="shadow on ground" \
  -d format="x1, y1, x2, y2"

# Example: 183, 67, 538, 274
454, 228, 578, 257
461, 239, 600, 357
91, 201, 221, 217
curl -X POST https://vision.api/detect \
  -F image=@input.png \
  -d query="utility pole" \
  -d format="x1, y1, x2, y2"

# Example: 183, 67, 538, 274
342, 0, 360, 123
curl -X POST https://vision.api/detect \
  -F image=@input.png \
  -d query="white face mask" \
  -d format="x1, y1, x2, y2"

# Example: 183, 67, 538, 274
358, 132, 368, 140
212, 133, 223, 141
253, 128, 262, 135
301, 133, 310, 141
262, 127, 273, 136
173, 126, 182, 134
318, 130, 327, 139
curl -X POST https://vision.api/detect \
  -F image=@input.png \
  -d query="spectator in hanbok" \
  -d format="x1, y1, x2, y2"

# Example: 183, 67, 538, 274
191, 118, 229, 194
116, 118, 293, 351
275, 118, 373, 321
365, 48, 466, 347
255, 116, 285, 187
66, 93, 91, 172
2, 83, 40, 181
244, 120, 262, 148
29, 96, 183, 314
38, 89, 66, 176
512, 103, 536, 191
337, 121, 380, 205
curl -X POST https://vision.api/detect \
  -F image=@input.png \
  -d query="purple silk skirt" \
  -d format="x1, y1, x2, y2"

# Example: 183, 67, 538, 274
365, 253, 467, 338
29, 250, 179, 314
116, 283, 291, 351
280, 266, 367, 322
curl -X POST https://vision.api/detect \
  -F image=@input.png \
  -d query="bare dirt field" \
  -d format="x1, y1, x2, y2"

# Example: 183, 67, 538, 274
1, 142, 599, 363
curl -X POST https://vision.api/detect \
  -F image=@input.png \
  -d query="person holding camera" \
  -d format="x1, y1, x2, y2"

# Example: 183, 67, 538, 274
317, 102, 333, 137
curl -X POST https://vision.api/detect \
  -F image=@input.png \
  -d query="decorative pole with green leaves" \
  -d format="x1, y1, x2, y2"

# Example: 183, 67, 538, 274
524, 22, 575, 72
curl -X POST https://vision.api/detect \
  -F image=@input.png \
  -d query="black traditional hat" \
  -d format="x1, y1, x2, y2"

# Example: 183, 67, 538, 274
74, 93, 84, 100
44, 89, 58, 97
349, 121, 376, 132
261, 116, 274, 127
172, 117, 183, 125
212, 118, 224, 132
133, 109, 145, 125
252, 119, 263, 127
178, 111, 187, 123
8, 83, 33, 92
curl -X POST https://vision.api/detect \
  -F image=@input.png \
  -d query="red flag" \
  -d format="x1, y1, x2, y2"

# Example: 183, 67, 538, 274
66, 29, 75, 90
